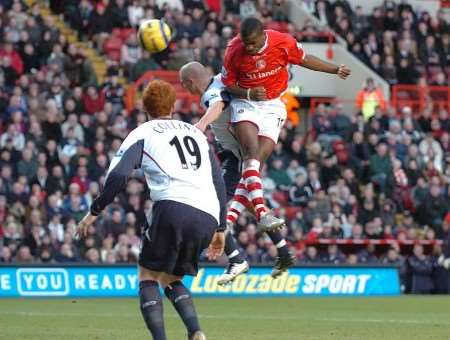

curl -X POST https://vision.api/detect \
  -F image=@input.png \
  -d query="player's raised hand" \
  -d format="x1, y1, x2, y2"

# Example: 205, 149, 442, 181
207, 231, 225, 261
337, 64, 351, 79
75, 212, 97, 239
249, 86, 267, 101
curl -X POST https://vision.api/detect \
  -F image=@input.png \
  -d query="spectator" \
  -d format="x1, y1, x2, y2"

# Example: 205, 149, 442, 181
89, 3, 113, 49
418, 184, 449, 230
355, 78, 387, 121
409, 244, 434, 294
321, 245, 346, 264
369, 142, 392, 193
288, 173, 312, 206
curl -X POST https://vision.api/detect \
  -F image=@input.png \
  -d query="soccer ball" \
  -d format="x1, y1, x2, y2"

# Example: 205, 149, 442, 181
137, 19, 172, 54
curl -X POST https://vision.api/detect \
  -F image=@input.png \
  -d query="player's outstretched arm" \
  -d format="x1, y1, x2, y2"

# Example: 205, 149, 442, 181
301, 54, 351, 79
76, 140, 143, 238
195, 101, 225, 132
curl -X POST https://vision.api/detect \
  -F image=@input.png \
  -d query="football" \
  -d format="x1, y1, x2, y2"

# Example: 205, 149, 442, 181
137, 19, 172, 54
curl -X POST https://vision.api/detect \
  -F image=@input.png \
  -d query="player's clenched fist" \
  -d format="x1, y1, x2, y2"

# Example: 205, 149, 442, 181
337, 64, 351, 79
249, 86, 267, 101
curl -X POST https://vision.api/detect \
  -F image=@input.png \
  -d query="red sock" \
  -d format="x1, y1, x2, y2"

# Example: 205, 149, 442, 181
242, 159, 267, 221
226, 178, 251, 225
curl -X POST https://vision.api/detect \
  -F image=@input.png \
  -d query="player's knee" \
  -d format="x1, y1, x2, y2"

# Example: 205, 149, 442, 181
159, 274, 184, 288
138, 266, 160, 282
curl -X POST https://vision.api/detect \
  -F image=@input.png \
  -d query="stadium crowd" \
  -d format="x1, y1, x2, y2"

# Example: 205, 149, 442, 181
303, 0, 449, 85
0, 0, 449, 294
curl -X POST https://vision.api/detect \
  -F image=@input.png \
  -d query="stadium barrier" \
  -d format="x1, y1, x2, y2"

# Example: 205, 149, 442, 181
0, 264, 400, 298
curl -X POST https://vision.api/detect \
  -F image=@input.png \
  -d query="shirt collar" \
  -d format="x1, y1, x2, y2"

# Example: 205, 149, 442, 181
256, 33, 269, 54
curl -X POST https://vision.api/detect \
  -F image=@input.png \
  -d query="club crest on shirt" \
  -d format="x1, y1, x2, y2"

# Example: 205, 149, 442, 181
256, 59, 266, 70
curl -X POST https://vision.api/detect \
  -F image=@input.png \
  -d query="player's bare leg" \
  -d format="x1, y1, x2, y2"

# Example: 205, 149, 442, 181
138, 266, 168, 340
232, 121, 284, 232
258, 137, 296, 277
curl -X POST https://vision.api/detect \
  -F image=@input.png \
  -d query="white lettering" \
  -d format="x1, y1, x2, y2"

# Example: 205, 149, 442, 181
127, 275, 137, 290
0, 274, 11, 290
342, 275, 357, 294
23, 274, 34, 290
89, 275, 98, 290
302, 274, 316, 294
329, 275, 343, 294
357, 275, 371, 293
101, 276, 113, 290
74, 275, 85, 289
115, 275, 125, 290
36, 274, 47, 289
50, 275, 62, 290
315, 275, 330, 293
246, 66, 282, 80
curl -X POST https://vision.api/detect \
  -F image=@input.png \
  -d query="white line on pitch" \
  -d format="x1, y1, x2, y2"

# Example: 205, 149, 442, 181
0, 310, 449, 326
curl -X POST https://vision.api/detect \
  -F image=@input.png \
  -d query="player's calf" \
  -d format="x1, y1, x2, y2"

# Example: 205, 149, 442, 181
165, 281, 201, 338
139, 280, 167, 340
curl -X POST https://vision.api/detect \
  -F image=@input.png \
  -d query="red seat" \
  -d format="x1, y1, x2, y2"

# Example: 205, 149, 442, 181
103, 36, 122, 54
106, 50, 121, 62
119, 28, 136, 42
285, 206, 302, 221
272, 191, 289, 206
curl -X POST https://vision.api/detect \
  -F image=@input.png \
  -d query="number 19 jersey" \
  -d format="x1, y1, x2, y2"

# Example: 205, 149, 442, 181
109, 119, 220, 224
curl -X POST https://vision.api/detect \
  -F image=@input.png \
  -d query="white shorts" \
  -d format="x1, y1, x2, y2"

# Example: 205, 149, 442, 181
230, 97, 287, 144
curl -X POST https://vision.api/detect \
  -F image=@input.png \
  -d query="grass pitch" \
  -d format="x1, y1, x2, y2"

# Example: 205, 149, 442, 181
0, 297, 449, 340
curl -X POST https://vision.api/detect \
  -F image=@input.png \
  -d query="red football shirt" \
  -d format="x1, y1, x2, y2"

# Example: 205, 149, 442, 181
221, 30, 305, 100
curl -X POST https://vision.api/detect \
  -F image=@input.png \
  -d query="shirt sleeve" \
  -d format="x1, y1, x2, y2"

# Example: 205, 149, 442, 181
221, 45, 239, 87
285, 34, 305, 65
208, 148, 227, 231
203, 82, 232, 109
90, 139, 144, 216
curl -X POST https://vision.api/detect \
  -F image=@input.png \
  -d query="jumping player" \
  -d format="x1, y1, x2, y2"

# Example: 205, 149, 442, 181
76, 80, 226, 340
222, 17, 351, 238
180, 61, 293, 282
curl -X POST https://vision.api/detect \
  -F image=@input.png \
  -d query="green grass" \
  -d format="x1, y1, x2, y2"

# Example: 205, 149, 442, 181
0, 297, 449, 340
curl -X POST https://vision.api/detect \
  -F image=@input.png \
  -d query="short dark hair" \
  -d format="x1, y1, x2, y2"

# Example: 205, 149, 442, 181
240, 17, 264, 39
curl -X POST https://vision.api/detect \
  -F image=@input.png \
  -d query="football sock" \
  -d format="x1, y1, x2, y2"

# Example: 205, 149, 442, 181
226, 178, 250, 225
266, 230, 290, 257
224, 232, 245, 264
164, 281, 200, 337
242, 159, 267, 221
139, 280, 166, 340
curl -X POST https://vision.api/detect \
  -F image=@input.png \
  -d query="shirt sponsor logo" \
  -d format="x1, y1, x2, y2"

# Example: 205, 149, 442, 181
246, 66, 283, 80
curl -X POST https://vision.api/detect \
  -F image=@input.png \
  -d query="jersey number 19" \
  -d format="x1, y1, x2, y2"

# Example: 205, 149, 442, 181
169, 136, 202, 170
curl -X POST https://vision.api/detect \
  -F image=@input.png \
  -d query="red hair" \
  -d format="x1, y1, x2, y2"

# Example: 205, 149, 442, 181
142, 80, 176, 118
